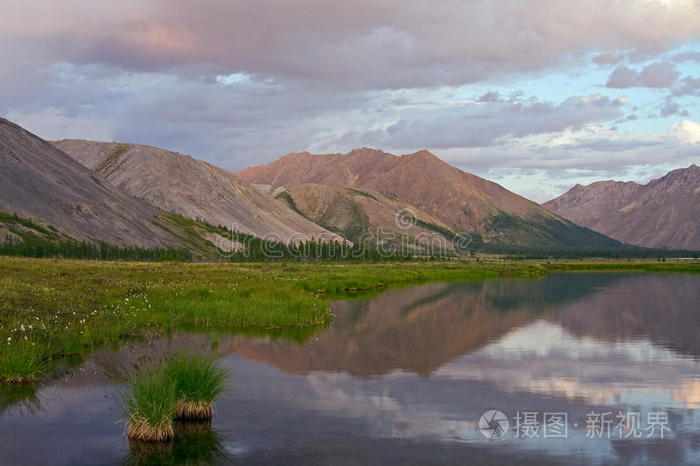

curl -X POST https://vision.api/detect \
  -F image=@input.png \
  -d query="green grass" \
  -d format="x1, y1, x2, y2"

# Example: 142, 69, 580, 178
96, 144, 129, 177
0, 256, 697, 386
162, 354, 226, 420
0, 212, 57, 238
0, 342, 45, 383
122, 369, 178, 441
544, 260, 700, 274
346, 187, 378, 201
483, 211, 625, 249
274, 190, 305, 216
163, 354, 226, 404
121, 355, 226, 441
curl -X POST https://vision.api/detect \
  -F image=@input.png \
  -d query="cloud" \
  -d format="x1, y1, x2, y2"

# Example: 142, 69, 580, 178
672, 76, 700, 96
476, 91, 500, 103
606, 63, 679, 88
659, 96, 690, 117
670, 120, 700, 144
1, 0, 699, 91
336, 94, 625, 150
592, 52, 625, 65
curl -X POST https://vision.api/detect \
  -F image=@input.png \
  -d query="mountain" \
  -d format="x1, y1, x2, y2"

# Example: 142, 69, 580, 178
239, 148, 624, 250
261, 182, 461, 252
0, 118, 186, 248
544, 165, 700, 249
53, 140, 342, 244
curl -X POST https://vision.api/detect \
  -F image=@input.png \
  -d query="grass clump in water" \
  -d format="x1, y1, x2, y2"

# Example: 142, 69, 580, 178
163, 354, 227, 422
122, 369, 177, 442
0, 343, 46, 384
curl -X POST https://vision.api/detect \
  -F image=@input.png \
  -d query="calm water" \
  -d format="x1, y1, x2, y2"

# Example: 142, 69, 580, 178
0, 273, 698, 465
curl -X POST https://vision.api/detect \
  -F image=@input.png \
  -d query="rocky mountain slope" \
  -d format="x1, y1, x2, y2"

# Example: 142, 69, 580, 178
239, 148, 623, 250
54, 140, 342, 244
0, 118, 185, 248
544, 165, 700, 249
263, 183, 461, 252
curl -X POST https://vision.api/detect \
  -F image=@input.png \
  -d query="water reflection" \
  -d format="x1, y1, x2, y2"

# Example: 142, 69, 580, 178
234, 273, 699, 376
0, 382, 40, 415
124, 422, 227, 465
0, 273, 698, 465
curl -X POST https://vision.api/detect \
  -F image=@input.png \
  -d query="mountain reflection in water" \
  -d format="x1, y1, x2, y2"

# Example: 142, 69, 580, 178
0, 273, 698, 465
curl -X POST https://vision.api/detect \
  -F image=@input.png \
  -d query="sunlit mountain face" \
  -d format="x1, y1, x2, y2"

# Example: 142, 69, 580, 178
1, 1, 698, 201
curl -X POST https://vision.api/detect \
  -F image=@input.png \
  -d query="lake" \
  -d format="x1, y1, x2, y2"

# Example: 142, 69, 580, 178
0, 272, 698, 465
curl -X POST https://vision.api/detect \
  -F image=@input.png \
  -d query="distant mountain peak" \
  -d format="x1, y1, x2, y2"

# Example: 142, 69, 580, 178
545, 165, 700, 249
238, 148, 623, 250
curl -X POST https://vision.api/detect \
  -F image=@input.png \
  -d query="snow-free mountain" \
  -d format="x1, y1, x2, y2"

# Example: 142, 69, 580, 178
545, 165, 700, 249
53, 139, 342, 244
0, 118, 183, 248
239, 148, 624, 250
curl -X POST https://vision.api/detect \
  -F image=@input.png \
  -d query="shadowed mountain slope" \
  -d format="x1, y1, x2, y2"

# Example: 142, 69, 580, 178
54, 139, 342, 244
0, 118, 184, 248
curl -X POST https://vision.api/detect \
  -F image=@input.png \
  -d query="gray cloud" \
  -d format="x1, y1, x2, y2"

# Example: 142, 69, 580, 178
592, 52, 625, 65
337, 94, 625, 150
1, 0, 699, 91
659, 96, 690, 117
606, 63, 680, 88
672, 76, 700, 96
605, 66, 639, 88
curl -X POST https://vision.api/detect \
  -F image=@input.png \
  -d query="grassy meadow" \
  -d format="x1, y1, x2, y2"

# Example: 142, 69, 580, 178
1, 256, 698, 384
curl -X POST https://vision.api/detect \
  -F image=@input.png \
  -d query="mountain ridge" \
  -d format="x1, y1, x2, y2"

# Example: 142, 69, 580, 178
53, 139, 343, 244
544, 165, 700, 249
239, 148, 625, 250
0, 118, 186, 248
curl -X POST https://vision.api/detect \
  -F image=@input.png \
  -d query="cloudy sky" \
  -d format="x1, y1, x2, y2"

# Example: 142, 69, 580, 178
2, 0, 699, 201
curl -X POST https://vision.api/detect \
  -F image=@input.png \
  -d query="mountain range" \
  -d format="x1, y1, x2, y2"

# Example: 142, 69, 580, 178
1, 116, 696, 254
544, 165, 699, 249
0, 118, 182, 248
238, 148, 623, 250
53, 139, 341, 244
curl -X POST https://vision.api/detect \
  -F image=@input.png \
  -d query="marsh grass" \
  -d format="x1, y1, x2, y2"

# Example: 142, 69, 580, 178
162, 354, 226, 421
122, 370, 177, 442
0, 342, 46, 384
1, 257, 696, 385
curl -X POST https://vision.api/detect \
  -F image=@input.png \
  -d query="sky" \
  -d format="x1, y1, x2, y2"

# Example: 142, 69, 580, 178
1, 0, 699, 201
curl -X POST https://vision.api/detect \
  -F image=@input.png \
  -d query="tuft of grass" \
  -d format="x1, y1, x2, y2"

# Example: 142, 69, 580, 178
122, 370, 177, 442
162, 354, 226, 421
0, 343, 46, 384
